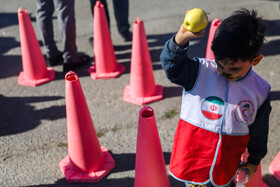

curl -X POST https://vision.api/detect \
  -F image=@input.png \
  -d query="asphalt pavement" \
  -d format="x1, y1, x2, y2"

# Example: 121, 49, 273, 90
0, 0, 280, 186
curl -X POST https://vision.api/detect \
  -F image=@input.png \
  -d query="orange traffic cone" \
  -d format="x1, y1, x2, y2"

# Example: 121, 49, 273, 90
205, 18, 221, 60
17, 7, 55, 87
88, 1, 125, 79
59, 71, 115, 183
134, 106, 170, 187
269, 151, 280, 181
123, 18, 163, 105
235, 150, 268, 187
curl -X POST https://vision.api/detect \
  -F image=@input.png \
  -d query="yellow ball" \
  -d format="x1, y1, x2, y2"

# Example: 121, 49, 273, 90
184, 8, 208, 33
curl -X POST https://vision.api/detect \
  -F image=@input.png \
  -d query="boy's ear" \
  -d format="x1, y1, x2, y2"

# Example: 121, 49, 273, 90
252, 55, 263, 66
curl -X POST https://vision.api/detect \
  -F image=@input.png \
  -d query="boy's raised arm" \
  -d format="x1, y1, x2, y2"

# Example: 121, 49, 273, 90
160, 18, 206, 91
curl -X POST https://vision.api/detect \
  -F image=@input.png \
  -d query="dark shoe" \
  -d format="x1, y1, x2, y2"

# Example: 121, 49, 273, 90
63, 54, 90, 72
46, 52, 63, 66
121, 31, 132, 42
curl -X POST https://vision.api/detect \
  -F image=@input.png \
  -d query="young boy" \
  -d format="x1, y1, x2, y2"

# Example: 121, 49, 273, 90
160, 8, 271, 187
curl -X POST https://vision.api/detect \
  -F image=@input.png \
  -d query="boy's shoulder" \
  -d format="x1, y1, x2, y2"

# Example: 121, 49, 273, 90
250, 69, 271, 91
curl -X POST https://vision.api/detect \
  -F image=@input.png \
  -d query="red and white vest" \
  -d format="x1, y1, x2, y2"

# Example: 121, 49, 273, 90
169, 59, 270, 186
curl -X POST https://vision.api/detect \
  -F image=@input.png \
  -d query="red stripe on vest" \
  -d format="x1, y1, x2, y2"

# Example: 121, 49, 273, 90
212, 134, 250, 185
170, 119, 250, 185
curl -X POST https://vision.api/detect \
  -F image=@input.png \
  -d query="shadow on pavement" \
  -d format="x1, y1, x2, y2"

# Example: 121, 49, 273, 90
111, 152, 171, 173
164, 86, 183, 99
147, 29, 208, 61
0, 36, 20, 54
0, 54, 22, 79
259, 20, 280, 57
264, 20, 280, 36
30, 151, 186, 187
0, 13, 19, 29
0, 11, 45, 29
50, 175, 184, 187
263, 173, 280, 187
0, 94, 65, 136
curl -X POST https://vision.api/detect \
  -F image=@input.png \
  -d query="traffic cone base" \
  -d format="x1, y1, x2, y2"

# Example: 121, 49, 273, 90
123, 84, 163, 105
90, 1, 125, 79
18, 67, 55, 87
88, 64, 125, 79
123, 18, 163, 105
18, 7, 55, 87
59, 146, 115, 183
269, 151, 280, 181
61, 71, 115, 183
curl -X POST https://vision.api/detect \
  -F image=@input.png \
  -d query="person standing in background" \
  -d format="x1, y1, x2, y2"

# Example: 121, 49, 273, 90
36, 0, 90, 72
90, 0, 132, 41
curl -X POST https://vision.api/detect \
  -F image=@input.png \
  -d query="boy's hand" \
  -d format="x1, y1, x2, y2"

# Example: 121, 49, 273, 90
239, 162, 258, 177
174, 11, 206, 47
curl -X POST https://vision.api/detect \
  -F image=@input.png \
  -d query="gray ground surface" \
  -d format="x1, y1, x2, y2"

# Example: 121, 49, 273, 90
0, 0, 279, 186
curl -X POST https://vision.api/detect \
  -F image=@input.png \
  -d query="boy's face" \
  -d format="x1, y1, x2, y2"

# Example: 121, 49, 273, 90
216, 57, 261, 81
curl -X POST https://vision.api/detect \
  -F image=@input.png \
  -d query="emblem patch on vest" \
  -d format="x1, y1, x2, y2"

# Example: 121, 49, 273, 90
201, 96, 225, 120
234, 100, 255, 124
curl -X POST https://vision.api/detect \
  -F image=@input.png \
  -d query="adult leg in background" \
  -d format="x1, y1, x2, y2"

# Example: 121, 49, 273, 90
112, 0, 131, 41
36, 0, 63, 66
53, 0, 90, 71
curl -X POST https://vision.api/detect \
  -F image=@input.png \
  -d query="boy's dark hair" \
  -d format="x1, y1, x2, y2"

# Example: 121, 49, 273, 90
211, 8, 265, 64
